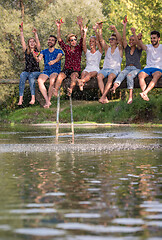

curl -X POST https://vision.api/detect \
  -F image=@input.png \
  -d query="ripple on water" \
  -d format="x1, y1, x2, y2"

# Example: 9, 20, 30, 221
0, 225, 11, 231
56, 223, 143, 233
140, 201, 162, 213
64, 213, 101, 218
67, 236, 139, 240
112, 218, 145, 225
14, 228, 65, 236
10, 208, 56, 214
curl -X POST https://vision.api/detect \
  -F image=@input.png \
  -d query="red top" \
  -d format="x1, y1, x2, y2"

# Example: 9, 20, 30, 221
59, 38, 83, 71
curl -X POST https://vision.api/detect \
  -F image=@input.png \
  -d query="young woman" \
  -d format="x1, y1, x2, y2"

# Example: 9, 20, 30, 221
77, 24, 103, 91
111, 21, 142, 104
18, 23, 41, 105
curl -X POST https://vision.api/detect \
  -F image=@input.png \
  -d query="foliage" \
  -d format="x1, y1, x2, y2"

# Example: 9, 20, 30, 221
0, 89, 161, 124
100, 0, 162, 69
0, 0, 104, 78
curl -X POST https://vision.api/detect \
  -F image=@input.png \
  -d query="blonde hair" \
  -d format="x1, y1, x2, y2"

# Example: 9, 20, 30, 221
66, 33, 77, 42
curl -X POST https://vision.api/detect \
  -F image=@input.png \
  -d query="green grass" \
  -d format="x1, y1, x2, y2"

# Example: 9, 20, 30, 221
0, 90, 161, 125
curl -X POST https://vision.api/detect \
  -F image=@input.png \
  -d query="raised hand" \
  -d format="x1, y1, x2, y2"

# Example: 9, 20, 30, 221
137, 33, 142, 40
93, 24, 98, 32
131, 27, 136, 34
55, 19, 62, 27
32, 27, 37, 34
83, 25, 88, 33
109, 25, 116, 31
77, 16, 83, 26
19, 21, 23, 31
96, 22, 103, 29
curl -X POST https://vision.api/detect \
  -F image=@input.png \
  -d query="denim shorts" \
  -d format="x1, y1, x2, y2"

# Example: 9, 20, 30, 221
42, 70, 59, 77
139, 67, 162, 76
98, 68, 119, 78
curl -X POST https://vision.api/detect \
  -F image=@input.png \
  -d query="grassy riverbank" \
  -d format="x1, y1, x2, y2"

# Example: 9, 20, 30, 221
0, 90, 161, 125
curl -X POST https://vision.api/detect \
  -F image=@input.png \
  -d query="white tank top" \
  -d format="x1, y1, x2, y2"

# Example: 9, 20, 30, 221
103, 47, 122, 72
84, 49, 102, 72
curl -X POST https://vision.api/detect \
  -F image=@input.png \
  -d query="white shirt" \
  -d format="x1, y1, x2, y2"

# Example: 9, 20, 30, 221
145, 44, 162, 69
83, 49, 102, 72
103, 47, 122, 72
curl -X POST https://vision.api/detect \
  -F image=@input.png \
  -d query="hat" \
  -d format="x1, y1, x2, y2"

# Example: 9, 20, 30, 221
66, 33, 77, 42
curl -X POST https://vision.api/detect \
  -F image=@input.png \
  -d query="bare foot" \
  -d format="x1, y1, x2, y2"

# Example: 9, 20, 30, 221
43, 102, 51, 108
18, 101, 23, 106
99, 97, 109, 104
110, 87, 116, 94
53, 88, 58, 97
140, 92, 149, 101
29, 99, 35, 105
67, 87, 72, 96
127, 99, 133, 104
78, 79, 84, 91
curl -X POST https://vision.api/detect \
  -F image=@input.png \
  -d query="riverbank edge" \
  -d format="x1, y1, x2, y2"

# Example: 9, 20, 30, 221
32, 122, 162, 128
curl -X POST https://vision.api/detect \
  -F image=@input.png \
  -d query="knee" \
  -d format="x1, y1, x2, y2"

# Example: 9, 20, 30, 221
127, 73, 133, 81
28, 74, 35, 82
97, 74, 103, 82
37, 77, 42, 85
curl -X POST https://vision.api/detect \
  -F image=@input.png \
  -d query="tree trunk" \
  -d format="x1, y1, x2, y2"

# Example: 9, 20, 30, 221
19, 0, 25, 20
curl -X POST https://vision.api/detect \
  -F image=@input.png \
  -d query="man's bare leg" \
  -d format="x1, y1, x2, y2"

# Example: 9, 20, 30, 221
67, 72, 79, 96
37, 74, 51, 108
97, 73, 105, 95
99, 73, 116, 104
138, 72, 148, 92
140, 71, 162, 101
110, 82, 119, 94
48, 73, 58, 102
53, 72, 66, 97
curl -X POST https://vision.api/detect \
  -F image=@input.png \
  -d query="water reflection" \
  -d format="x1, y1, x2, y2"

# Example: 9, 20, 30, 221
0, 125, 161, 239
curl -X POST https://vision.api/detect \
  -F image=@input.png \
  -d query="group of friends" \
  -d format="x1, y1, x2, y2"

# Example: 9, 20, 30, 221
18, 16, 162, 108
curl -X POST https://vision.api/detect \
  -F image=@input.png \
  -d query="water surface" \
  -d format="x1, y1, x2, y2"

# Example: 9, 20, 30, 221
0, 125, 161, 240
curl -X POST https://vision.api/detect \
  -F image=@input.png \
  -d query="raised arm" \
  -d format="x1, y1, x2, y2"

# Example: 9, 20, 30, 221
77, 16, 84, 38
110, 25, 123, 47
122, 21, 127, 48
82, 26, 88, 54
55, 20, 62, 42
19, 22, 26, 52
96, 22, 109, 52
131, 28, 146, 50
32, 27, 41, 51
93, 24, 103, 54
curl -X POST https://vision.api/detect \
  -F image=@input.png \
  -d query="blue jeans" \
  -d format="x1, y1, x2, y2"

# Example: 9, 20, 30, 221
19, 71, 40, 96
114, 66, 140, 89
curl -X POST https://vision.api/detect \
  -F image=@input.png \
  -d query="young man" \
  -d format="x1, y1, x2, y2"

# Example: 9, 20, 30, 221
138, 31, 162, 101
54, 16, 84, 97
35, 35, 63, 108
111, 22, 142, 104
97, 23, 123, 104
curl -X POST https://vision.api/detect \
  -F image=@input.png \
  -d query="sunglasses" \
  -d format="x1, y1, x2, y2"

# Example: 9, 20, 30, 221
70, 38, 77, 42
109, 38, 116, 41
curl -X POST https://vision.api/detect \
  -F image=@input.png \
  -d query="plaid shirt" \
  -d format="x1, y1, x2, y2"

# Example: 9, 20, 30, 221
59, 38, 83, 71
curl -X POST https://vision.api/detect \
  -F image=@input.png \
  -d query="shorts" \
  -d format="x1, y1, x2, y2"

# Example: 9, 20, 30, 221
42, 69, 59, 77
139, 67, 162, 76
61, 68, 81, 78
98, 68, 119, 78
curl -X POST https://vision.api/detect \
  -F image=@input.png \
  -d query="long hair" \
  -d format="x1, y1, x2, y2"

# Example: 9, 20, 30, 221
26, 37, 37, 54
